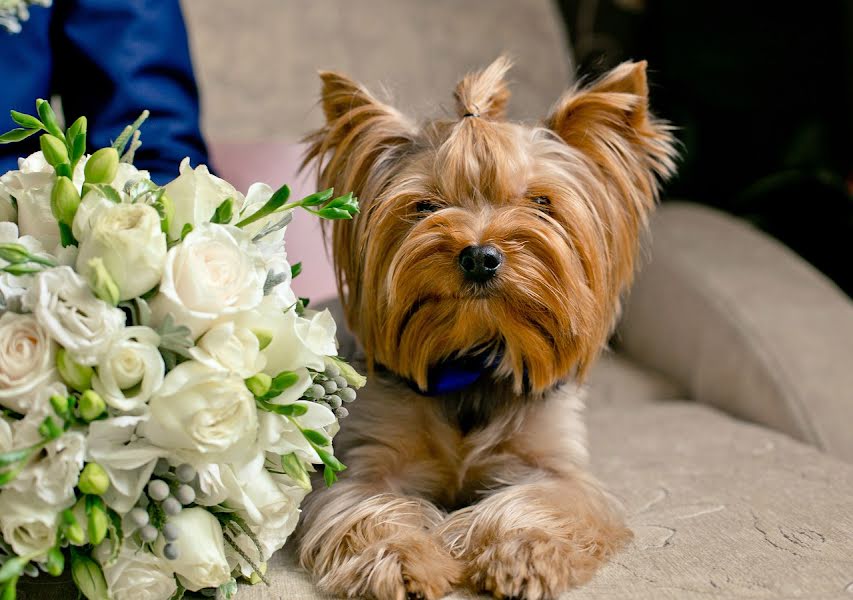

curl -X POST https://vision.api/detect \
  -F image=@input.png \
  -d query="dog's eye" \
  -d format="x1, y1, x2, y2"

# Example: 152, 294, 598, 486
531, 195, 551, 207
415, 200, 440, 214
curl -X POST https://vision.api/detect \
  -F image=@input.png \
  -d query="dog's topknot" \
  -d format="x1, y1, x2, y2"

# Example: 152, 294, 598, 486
453, 56, 513, 121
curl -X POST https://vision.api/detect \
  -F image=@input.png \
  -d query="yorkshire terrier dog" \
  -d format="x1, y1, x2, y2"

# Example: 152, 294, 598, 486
298, 58, 677, 600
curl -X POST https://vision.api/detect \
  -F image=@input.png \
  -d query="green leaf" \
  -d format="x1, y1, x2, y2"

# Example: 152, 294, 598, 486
58, 222, 77, 248
0, 128, 38, 144
316, 206, 354, 220
299, 188, 334, 207
0, 447, 31, 469
323, 465, 337, 487
169, 579, 186, 600
268, 371, 299, 394
211, 198, 234, 224
256, 399, 308, 417
0, 462, 27, 487
180, 223, 193, 240
290, 262, 302, 279
10, 111, 43, 130
280, 453, 312, 490
235, 184, 291, 228
325, 192, 357, 210
314, 446, 346, 472
36, 99, 64, 140
82, 183, 121, 204
0, 555, 29, 584
301, 428, 330, 447
155, 313, 194, 358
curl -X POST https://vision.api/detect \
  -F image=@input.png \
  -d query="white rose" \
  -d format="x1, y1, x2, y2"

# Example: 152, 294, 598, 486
155, 507, 230, 592
87, 416, 163, 513
24, 266, 126, 365
234, 297, 338, 375
75, 201, 166, 300
163, 158, 244, 241
188, 321, 266, 378
9, 430, 85, 509
141, 361, 258, 460
149, 223, 266, 338
92, 326, 165, 413
0, 311, 57, 414
0, 490, 59, 559
96, 539, 177, 600
0, 151, 87, 252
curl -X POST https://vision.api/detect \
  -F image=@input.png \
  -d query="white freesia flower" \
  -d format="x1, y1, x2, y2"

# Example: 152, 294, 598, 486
148, 223, 266, 338
75, 201, 166, 300
87, 416, 164, 513
258, 400, 336, 463
234, 297, 337, 374
24, 266, 126, 365
155, 507, 230, 592
0, 151, 87, 252
0, 490, 59, 559
163, 158, 244, 240
95, 539, 177, 600
189, 321, 266, 378
0, 311, 57, 414
141, 361, 258, 460
92, 326, 164, 413
8, 430, 85, 509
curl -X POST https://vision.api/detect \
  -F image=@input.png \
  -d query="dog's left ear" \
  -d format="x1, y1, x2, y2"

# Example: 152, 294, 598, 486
546, 61, 676, 184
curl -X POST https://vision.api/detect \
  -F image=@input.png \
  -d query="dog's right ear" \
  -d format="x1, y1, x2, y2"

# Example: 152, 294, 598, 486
304, 71, 415, 196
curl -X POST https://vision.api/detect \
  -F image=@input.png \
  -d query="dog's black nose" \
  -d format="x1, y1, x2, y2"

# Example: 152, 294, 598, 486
458, 245, 503, 282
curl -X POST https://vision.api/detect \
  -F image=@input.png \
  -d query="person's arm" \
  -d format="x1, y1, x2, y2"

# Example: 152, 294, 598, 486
51, 0, 209, 184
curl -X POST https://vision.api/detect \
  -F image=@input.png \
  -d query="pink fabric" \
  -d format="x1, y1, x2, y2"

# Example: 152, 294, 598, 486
209, 142, 338, 303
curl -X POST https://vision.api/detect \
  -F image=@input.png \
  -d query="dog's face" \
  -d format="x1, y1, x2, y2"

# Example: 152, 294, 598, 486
306, 58, 676, 393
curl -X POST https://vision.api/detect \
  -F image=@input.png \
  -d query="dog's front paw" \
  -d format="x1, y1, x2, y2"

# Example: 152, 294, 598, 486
466, 526, 631, 600
316, 530, 462, 600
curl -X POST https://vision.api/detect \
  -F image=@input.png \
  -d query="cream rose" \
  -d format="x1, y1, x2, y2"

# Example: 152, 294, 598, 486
96, 539, 177, 600
188, 321, 266, 378
141, 361, 258, 460
163, 158, 244, 241
24, 266, 126, 365
149, 223, 266, 338
155, 507, 230, 592
92, 326, 164, 413
75, 201, 167, 300
0, 490, 59, 559
0, 311, 57, 414
234, 297, 337, 375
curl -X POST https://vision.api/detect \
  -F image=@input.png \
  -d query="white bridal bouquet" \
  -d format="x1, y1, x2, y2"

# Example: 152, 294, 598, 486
0, 101, 363, 599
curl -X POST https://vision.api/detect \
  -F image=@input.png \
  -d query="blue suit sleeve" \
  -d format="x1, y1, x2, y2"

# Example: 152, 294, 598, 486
51, 0, 209, 184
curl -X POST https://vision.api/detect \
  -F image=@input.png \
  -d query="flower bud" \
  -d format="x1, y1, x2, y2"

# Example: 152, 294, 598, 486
78, 462, 110, 496
79, 390, 106, 421
0, 242, 31, 264
71, 552, 109, 600
40, 134, 69, 168
245, 373, 272, 397
38, 415, 63, 440
62, 509, 86, 546
46, 546, 65, 577
155, 192, 174, 235
84, 147, 119, 184
252, 328, 273, 351
50, 175, 81, 225
326, 356, 366, 389
50, 394, 70, 417
57, 347, 93, 392
87, 504, 109, 546
85, 257, 120, 306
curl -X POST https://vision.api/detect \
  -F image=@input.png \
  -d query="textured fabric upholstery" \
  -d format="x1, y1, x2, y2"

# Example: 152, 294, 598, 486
617, 202, 853, 463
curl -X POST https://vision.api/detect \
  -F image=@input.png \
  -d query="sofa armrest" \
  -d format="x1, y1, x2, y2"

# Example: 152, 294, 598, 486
616, 202, 853, 462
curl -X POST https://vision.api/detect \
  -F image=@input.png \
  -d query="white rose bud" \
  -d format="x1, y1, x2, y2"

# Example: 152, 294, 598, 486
0, 312, 57, 414
141, 361, 258, 459
91, 326, 164, 413
76, 202, 167, 301
148, 223, 266, 338
0, 490, 60, 559
189, 321, 266, 378
96, 539, 177, 600
163, 158, 244, 241
24, 266, 126, 365
154, 507, 231, 592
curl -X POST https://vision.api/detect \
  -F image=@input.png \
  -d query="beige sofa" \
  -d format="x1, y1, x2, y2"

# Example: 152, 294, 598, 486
21, 2, 853, 598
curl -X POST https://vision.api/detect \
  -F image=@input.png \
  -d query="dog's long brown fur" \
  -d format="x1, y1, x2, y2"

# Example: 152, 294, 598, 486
299, 58, 677, 600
